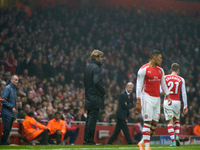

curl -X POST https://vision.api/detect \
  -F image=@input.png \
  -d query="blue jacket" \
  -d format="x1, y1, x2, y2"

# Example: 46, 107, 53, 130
0, 82, 17, 118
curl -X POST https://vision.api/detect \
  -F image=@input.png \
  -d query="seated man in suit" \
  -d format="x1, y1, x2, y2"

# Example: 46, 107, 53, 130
107, 82, 134, 145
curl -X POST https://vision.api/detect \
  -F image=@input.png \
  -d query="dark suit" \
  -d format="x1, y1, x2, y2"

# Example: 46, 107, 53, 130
107, 91, 134, 144
83, 59, 106, 144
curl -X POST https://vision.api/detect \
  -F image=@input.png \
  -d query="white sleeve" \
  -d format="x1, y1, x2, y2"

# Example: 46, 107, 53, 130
160, 69, 170, 95
160, 85, 163, 93
181, 78, 187, 108
136, 68, 146, 99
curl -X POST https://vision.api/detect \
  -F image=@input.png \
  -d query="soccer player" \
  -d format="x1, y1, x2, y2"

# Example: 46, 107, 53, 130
163, 63, 188, 146
136, 50, 172, 150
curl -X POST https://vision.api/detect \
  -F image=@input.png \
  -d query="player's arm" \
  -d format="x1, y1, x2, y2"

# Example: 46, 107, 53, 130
181, 78, 188, 114
136, 68, 145, 113
160, 70, 172, 105
0, 87, 14, 110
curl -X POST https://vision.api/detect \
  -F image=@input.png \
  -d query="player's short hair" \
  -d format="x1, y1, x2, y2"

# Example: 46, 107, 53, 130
149, 50, 161, 59
90, 49, 104, 60
126, 82, 134, 87
171, 63, 179, 71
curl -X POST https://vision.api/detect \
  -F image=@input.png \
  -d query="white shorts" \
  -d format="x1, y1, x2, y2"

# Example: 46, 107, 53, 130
141, 93, 160, 122
163, 100, 181, 121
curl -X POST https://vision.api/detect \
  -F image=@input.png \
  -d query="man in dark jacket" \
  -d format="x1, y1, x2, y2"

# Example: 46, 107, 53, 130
107, 82, 134, 145
83, 49, 106, 145
0, 75, 18, 145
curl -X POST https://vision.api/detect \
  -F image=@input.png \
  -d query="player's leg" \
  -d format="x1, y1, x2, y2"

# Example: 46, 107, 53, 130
167, 118, 176, 146
150, 120, 157, 136
173, 101, 181, 146
138, 120, 157, 149
174, 118, 180, 146
138, 94, 155, 150
163, 100, 176, 146
151, 96, 161, 137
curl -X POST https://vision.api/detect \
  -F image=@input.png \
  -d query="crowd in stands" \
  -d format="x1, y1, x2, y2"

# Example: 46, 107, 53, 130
0, 3, 200, 130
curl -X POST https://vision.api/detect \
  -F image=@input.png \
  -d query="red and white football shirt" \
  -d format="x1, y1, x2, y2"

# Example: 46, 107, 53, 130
136, 63, 169, 98
164, 74, 187, 108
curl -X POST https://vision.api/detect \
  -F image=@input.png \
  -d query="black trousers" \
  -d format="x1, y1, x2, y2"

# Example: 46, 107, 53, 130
48, 131, 62, 145
107, 118, 133, 144
36, 130, 49, 145
84, 109, 99, 143
0, 115, 14, 145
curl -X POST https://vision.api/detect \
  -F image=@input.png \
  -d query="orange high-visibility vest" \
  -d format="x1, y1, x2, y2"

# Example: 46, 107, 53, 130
22, 115, 46, 141
193, 124, 200, 136
47, 118, 66, 141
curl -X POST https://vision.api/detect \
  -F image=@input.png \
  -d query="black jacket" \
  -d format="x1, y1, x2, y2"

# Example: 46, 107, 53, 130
84, 59, 106, 110
116, 91, 134, 120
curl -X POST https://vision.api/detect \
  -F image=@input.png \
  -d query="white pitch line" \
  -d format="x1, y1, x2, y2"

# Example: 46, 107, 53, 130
4, 146, 200, 150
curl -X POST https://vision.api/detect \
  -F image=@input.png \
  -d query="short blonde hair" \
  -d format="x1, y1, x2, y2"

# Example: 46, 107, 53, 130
126, 82, 134, 87
171, 63, 179, 72
90, 49, 104, 59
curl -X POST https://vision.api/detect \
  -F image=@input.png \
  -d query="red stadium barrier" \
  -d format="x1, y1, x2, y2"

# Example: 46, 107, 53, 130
0, 119, 194, 145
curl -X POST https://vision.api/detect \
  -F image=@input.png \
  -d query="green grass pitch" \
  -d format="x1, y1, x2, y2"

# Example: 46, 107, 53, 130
1, 145, 200, 150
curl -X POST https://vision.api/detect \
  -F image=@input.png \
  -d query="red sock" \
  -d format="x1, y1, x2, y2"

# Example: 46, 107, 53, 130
168, 124, 175, 142
174, 121, 180, 136
142, 123, 151, 143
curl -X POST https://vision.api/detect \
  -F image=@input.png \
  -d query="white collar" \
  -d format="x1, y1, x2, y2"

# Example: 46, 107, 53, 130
125, 90, 130, 95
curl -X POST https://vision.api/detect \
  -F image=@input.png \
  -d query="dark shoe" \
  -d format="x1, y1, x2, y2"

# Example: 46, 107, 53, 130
107, 143, 112, 145
175, 136, 180, 146
83, 141, 87, 145
83, 140, 96, 145
128, 142, 134, 145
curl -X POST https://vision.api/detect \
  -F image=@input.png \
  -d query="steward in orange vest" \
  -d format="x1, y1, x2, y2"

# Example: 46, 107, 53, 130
193, 118, 200, 136
47, 112, 66, 145
22, 112, 49, 145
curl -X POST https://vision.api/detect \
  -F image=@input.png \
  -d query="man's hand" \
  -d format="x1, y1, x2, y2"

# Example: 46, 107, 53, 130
12, 108, 17, 113
125, 102, 127, 105
56, 130, 62, 135
136, 98, 141, 113
168, 98, 172, 105
183, 107, 188, 114
166, 95, 172, 105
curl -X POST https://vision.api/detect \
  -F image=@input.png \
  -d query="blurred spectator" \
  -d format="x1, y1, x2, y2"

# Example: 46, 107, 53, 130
64, 114, 79, 145
18, 104, 30, 118
5, 52, 17, 74
159, 113, 166, 124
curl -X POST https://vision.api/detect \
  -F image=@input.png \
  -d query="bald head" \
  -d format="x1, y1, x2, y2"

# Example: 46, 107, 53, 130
11, 75, 19, 86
